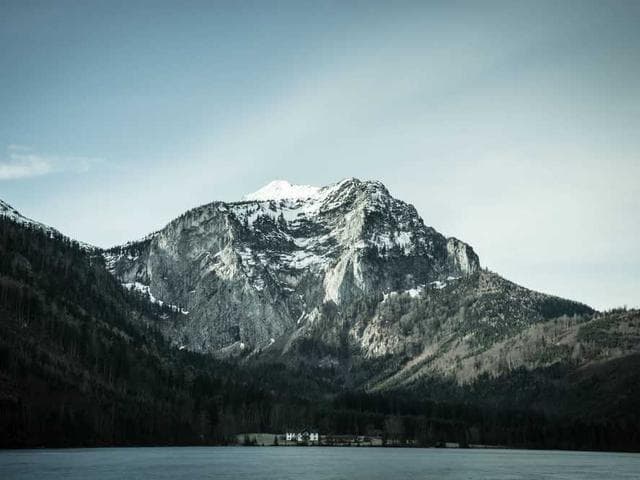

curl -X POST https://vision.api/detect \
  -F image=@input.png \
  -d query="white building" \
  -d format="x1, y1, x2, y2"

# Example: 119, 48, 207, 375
285, 431, 319, 444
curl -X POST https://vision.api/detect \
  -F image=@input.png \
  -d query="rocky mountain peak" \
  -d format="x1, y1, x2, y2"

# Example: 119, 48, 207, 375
103, 179, 481, 353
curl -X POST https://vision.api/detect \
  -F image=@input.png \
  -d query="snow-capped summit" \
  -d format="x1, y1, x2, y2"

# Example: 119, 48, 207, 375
243, 180, 321, 202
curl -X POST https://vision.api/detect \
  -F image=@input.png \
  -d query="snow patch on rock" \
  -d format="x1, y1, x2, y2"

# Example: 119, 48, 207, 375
123, 282, 189, 314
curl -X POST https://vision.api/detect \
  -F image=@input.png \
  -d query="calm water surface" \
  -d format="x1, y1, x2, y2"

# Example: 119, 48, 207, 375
1, 447, 639, 479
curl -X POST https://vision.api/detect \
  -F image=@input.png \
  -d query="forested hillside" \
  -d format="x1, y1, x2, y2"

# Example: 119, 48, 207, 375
0, 217, 281, 447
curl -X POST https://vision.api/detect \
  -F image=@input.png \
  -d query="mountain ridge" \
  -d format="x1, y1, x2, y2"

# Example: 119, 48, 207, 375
91, 178, 598, 390
1, 179, 593, 380
102, 178, 483, 354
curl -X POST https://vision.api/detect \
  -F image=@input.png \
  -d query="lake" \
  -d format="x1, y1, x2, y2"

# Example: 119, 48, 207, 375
1, 447, 639, 479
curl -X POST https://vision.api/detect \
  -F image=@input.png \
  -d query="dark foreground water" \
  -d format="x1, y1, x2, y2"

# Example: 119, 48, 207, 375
1, 447, 639, 479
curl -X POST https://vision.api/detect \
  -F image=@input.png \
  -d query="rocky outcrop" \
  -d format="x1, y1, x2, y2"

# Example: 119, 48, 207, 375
446, 237, 479, 275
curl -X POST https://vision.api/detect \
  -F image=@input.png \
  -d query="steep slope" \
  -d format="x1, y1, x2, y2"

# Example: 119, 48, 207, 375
345, 270, 596, 390
104, 178, 480, 354
0, 199, 62, 238
0, 199, 94, 250
264, 266, 594, 388
0, 213, 192, 446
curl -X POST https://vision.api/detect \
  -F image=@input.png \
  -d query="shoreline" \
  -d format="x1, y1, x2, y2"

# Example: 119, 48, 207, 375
2, 444, 639, 454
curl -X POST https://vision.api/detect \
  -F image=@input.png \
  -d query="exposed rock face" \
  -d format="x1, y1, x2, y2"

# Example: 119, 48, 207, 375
103, 178, 480, 353
446, 237, 478, 275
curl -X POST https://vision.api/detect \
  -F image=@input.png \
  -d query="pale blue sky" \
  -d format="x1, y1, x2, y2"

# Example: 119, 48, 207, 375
1, 1, 639, 310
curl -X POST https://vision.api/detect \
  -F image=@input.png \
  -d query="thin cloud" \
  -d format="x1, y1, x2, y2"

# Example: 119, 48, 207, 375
0, 146, 101, 180
0, 152, 52, 180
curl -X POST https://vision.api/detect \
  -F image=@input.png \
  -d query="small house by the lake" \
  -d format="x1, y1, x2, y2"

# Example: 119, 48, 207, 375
285, 431, 319, 444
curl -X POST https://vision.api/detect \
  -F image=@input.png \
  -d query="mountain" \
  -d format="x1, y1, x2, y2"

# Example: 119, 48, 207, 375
102, 178, 597, 385
1, 187, 639, 451
104, 178, 481, 356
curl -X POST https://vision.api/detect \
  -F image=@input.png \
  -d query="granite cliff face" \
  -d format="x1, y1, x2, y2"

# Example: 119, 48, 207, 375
103, 178, 480, 354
